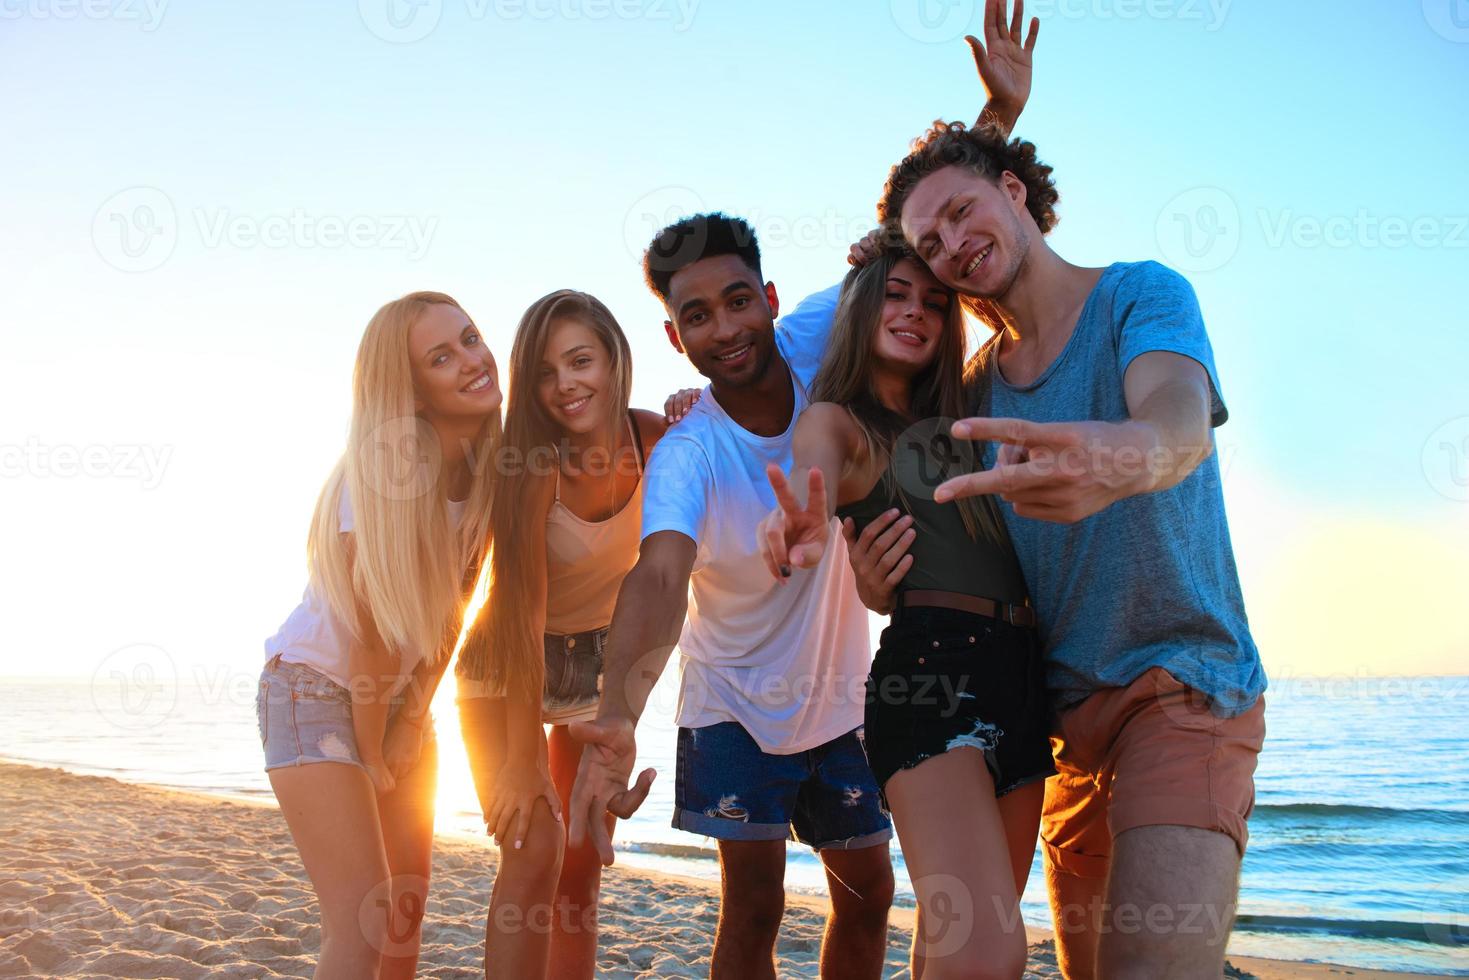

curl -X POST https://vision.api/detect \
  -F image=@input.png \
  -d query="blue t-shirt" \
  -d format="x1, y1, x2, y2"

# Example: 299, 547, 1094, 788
973, 261, 1266, 717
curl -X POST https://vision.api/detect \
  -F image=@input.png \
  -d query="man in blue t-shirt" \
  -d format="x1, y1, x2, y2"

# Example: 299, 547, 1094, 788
875, 123, 1268, 978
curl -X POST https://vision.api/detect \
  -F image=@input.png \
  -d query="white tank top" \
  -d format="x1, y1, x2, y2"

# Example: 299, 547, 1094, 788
543, 414, 645, 635
265, 488, 468, 695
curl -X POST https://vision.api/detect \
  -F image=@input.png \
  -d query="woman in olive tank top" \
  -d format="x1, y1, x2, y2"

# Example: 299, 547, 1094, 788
757, 248, 1052, 977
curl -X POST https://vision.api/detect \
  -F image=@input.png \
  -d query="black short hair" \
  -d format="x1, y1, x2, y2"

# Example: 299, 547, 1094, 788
642, 212, 764, 303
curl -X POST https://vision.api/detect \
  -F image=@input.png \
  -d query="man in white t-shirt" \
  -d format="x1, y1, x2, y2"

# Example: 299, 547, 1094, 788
568, 213, 894, 977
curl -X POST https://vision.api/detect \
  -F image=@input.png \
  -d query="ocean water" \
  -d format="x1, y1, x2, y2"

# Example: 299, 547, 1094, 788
3, 667, 1466, 975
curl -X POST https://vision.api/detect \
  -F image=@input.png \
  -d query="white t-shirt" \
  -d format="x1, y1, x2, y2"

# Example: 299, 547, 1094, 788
265, 487, 468, 698
641, 284, 872, 755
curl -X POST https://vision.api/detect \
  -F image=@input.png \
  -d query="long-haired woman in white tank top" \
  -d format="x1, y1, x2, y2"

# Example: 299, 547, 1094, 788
258, 292, 499, 979
454, 290, 695, 979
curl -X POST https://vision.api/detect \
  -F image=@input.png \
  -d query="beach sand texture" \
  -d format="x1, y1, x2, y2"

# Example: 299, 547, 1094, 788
0, 762, 1431, 979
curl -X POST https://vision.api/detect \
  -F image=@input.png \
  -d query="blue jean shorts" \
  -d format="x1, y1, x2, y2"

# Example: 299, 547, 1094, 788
542, 626, 606, 725
673, 722, 893, 851
256, 655, 434, 772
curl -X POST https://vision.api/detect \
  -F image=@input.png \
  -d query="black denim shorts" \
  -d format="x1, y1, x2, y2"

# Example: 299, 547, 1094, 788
863, 605, 1054, 808
542, 626, 607, 724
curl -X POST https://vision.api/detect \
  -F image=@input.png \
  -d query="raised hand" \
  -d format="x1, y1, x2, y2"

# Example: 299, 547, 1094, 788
968, 0, 1040, 127
757, 465, 831, 582
566, 716, 656, 866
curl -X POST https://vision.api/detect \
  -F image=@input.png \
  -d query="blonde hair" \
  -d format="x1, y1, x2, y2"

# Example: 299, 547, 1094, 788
812, 250, 1006, 544
305, 291, 499, 670
457, 290, 632, 702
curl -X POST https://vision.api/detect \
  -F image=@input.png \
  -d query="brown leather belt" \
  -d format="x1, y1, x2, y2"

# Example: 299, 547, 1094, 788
898, 589, 1036, 629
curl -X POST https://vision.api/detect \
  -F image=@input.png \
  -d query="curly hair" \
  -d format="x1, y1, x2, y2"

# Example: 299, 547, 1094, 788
878, 120, 1060, 236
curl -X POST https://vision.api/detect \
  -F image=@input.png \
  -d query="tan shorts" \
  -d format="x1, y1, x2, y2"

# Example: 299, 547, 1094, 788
1041, 666, 1266, 879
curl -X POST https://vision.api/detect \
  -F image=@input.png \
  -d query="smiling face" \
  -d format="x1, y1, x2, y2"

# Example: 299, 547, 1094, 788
535, 317, 615, 436
899, 164, 1032, 299
870, 257, 953, 376
662, 253, 781, 388
408, 302, 501, 422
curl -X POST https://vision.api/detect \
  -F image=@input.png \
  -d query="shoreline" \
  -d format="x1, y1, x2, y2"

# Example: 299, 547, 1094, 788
0, 760, 1448, 979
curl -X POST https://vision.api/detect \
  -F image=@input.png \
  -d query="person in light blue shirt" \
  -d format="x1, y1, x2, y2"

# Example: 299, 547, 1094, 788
879, 120, 1267, 979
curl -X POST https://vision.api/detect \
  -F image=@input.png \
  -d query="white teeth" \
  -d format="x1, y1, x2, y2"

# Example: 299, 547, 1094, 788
963, 245, 992, 278
893, 330, 923, 343
462, 372, 491, 392
562, 397, 589, 411
716, 344, 751, 361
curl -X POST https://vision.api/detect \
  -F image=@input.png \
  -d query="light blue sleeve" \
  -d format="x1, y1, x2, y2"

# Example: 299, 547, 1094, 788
1113, 261, 1228, 427
639, 433, 712, 544
774, 282, 843, 390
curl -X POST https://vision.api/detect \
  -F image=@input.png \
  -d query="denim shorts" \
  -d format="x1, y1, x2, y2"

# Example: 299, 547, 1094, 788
256, 655, 434, 772
673, 722, 893, 851
542, 627, 606, 725
863, 605, 1054, 808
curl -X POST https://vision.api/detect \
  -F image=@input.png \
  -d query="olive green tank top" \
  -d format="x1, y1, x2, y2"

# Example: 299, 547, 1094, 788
836, 430, 1029, 605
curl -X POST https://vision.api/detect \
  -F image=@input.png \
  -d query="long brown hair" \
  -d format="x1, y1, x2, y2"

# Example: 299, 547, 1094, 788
456, 290, 633, 701
811, 250, 1005, 543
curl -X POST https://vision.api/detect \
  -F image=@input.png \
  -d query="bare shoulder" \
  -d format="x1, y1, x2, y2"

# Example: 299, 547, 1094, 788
631, 407, 672, 451
796, 401, 859, 445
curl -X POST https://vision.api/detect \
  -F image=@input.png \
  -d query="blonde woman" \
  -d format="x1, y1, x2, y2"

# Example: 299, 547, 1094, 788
455, 290, 691, 980
258, 291, 499, 980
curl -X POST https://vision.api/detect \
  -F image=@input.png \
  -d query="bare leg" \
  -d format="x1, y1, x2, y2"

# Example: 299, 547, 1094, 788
817, 843, 893, 980
711, 839, 786, 980
459, 696, 564, 980
376, 734, 439, 980
884, 747, 1035, 980
1045, 854, 1104, 980
269, 762, 392, 980
1096, 825, 1240, 979
545, 723, 611, 980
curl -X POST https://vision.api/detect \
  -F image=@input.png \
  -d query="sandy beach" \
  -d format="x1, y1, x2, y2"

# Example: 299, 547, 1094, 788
0, 761, 1439, 979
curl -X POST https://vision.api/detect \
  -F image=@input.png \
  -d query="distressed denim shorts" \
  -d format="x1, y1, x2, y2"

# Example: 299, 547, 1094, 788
863, 605, 1054, 809
256, 655, 433, 772
673, 722, 893, 851
542, 627, 606, 725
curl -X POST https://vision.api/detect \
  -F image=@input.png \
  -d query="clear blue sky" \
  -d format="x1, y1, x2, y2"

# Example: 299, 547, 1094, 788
3, 0, 1466, 679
